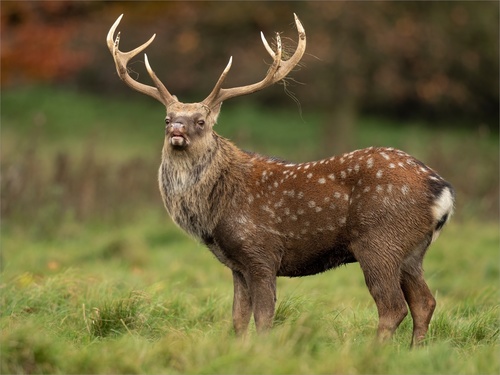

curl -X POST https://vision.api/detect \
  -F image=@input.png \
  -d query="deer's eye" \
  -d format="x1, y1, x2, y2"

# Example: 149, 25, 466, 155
197, 120, 205, 128
165, 118, 171, 125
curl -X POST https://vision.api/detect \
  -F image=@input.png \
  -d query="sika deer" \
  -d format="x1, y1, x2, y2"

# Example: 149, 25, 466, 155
107, 14, 455, 346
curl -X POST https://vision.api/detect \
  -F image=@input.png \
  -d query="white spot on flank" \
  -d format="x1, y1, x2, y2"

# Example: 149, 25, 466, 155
376, 185, 383, 193
334, 192, 341, 199
297, 208, 305, 215
307, 173, 313, 179
297, 191, 304, 199
260, 205, 275, 216
308, 201, 316, 208
363, 186, 371, 193
354, 164, 360, 173
401, 185, 410, 195
318, 177, 326, 184
328, 174, 335, 181
304, 164, 310, 170
367, 157, 374, 168
340, 171, 347, 179
315, 206, 322, 212
389, 163, 395, 169
344, 194, 349, 201
273, 181, 279, 188
236, 215, 249, 225
380, 152, 390, 160
339, 217, 346, 225
376, 170, 383, 178
248, 195, 254, 203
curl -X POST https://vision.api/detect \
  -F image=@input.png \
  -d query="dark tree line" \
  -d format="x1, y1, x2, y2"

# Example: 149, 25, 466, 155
2, 1, 498, 127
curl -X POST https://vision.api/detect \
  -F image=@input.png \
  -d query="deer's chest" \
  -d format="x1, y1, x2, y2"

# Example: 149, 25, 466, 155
158, 159, 231, 243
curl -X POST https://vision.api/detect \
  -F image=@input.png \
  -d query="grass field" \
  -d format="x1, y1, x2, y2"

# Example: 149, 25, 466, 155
1, 86, 499, 374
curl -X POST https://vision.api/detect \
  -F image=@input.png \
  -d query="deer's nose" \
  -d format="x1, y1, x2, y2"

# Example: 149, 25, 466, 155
172, 122, 186, 132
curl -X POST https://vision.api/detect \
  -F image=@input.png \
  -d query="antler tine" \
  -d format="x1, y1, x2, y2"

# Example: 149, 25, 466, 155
144, 54, 177, 105
201, 57, 233, 108
202, 13, 306, 109
261, 32, 275, 58
106, 14, 177, 106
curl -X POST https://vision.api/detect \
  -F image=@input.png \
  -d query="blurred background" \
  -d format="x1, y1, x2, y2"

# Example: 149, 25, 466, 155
1, 1, 499, 236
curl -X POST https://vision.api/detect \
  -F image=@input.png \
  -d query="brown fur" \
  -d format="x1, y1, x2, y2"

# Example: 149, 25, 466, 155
156, 103, 455, 346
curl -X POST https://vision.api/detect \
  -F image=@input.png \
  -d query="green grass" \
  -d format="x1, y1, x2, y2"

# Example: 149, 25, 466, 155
1, 86, 499, 373
1, 215, 498, 374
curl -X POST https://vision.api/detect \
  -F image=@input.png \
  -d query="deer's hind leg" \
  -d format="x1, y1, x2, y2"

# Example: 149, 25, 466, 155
400, 237, 436, 346
352, 241, 408, 342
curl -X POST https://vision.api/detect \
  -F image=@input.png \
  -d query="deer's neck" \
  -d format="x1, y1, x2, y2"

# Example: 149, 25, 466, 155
158, 135, 248, 240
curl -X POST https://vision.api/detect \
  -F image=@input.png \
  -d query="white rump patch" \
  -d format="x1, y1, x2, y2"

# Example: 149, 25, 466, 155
432, 187, 454, 223
431, 187, 455, 242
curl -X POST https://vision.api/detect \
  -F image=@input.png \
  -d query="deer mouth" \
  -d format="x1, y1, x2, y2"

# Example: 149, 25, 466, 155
169, 133, 189, 147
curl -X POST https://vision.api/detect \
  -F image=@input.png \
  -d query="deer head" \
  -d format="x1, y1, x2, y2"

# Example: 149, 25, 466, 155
106, 14, 306, 152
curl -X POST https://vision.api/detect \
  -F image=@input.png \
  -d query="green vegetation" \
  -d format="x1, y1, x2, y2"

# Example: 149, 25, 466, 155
1, 86, 499, 374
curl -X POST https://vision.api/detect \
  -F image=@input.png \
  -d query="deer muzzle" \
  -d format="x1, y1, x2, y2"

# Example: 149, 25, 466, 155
169, 123, 189, 147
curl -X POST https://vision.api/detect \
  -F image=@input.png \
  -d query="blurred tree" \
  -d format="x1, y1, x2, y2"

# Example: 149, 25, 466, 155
0, 1, 98, 86
297, 2, 499, 153
1, 1, 498, 127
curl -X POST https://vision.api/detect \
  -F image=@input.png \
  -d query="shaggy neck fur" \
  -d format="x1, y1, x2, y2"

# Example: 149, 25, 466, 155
158, 133, 247, 240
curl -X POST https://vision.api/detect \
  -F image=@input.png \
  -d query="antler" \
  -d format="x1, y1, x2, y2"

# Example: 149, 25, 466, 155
106, 14, 177, 106
202, 13, 306, 109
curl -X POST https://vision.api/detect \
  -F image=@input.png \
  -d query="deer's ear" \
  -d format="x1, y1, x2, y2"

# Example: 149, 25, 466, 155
210, 102, 223, 123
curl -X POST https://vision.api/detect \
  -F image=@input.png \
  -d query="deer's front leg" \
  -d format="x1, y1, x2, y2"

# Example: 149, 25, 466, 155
248, 271, 277, 333
232, 270, 252, 336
